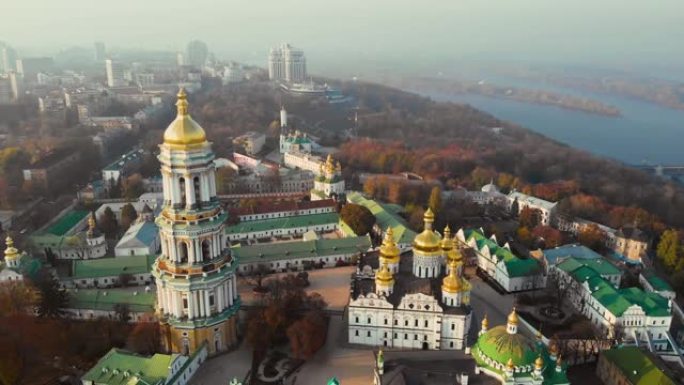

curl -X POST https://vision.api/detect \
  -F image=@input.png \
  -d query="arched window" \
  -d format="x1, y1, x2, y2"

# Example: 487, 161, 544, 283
193, 176, 201, 206
179, 177, 187, 207
202, 240, 211, 262
179, 242, 188, 263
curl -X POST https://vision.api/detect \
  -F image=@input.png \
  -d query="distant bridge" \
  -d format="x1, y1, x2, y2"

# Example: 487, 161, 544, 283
630, 164, 684, 177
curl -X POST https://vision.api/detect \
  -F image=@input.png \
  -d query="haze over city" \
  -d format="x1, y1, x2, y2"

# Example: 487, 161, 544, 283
1, 2, 684, 385
5, 0, 684, 78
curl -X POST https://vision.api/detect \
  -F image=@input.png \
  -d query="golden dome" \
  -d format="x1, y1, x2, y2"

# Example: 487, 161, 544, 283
442, 261, 463, 294
413, 207, 442, 251
424, 207, 435, 222
440, 225, 453, 250
4, 236, 19, 260
506, 358, 515, 370
324, 154, 336, 175
375, 262, 394, 285
379, 227, 400, 263
507, 307, 519, 325
163, 88, 207, 147
447, 246, 463, 264
481, 314, 489, 329
535, 354, 544, 370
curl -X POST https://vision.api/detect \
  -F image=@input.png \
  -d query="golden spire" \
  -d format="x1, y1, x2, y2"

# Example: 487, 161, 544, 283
375, 261, 394, 285
481, 313, 489, 330
447, 246, 463, 264
176, 87, 188, 116
506, 358, 514, 371
440, 225, 453, 250
324, 154, 336, 175
507, 307, 519, 325
163, 87, 207, 147
87, 213, 96, 237
4, 236, 19, 260
535, 354, 544, 370
379, 227, 400, 264
424, 207, 435, 223
442, 260, 463, 293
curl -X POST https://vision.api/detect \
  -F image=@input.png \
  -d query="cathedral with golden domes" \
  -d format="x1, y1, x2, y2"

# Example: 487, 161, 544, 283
348, 208, 472, 350
152, 89, 240, 356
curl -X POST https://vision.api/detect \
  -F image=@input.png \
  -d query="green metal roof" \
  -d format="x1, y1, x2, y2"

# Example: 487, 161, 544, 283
81, 348, 173, 385
642, 270, 673, 292
225, 212, 339, 235
601, 346, 676, 385
231, 236, 371, 264
556, 257, 620, 277
71, 255, 156, 279
561, 260, 670, 317
67, 288, 155, 313
346, 192, 416, 244
466, 229, 541, 277
45, 210, 89, 236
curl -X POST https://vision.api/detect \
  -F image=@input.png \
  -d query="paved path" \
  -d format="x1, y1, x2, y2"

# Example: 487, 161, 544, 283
189, 342, 252, 385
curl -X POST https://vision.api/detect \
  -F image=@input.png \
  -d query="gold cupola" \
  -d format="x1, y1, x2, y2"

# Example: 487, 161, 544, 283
163, 88, 207, 148
413, 208, 441, 252
323, 154, 336, 175
87, 213, 97, 237
440, 224, 453, 251
507, 307, 519, 325
442, 260, 463, 294
4, 236, 19, 261
379, 227, 400, 265
535, 354, 544, 370
375, 262, 394, 285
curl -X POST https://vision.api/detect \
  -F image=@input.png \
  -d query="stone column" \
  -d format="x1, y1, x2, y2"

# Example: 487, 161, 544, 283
185, 174, 195, 208
204, 290, 211, 316
216, 286, 224, 312
228, 279, 234, 306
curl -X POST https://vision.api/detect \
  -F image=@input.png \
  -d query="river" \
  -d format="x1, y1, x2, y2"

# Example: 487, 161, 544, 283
408, 80, 684, 165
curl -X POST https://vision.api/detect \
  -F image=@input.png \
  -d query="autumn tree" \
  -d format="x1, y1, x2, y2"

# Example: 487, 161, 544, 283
578, 224, 607, 252
519, 206, 542, 229
247, 264, 272, 293
122, 173, 145, 200
340, 203, 376, 235
0, 281, 39, 315
120, 203, 138, 231
428, 186, 442, 213
126, 322, 160, 355
34, 269, 69, 318
657, 229, 681, 271
532, 225, 564, 249
287, 311, 327, 359
98, 206, 119, 238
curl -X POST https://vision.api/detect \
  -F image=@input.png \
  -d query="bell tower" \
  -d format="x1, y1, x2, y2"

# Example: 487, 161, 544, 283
152, 88, 240, 356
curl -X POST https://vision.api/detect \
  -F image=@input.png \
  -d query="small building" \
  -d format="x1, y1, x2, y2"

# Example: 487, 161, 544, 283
233, 131, 265, 156
283, 150, 324, 175
227, 199, 336, 222
31, 212, 107, 260
539, 244, 603, 272
596, 346, 677, 385
81, 345, 207, 385
507, 191, 557, 226
614, 226, 649, 263
456, 228, 545, 292
0, 236, 24, 283
61, 254, 156, 289
551, 257, 672, 348
232, 235, 371, 273
22, 148, 81, 191
115, 219, 160, 257
311, 154, 345, 201
225, 212, 339, 242
64, 288, 156, 322
102, 148, 145, 188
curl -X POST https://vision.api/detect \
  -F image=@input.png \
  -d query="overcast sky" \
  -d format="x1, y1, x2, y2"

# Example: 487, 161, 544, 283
4, 0, 684, 77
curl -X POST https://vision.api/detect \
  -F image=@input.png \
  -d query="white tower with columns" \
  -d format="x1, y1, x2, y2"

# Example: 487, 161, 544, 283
152, 88, 240, 356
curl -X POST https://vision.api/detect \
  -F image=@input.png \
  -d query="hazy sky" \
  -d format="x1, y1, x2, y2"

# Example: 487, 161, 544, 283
4, 0, 684, 77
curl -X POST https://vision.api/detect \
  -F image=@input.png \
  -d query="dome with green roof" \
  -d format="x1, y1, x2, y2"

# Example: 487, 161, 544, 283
471, 308, 570, 385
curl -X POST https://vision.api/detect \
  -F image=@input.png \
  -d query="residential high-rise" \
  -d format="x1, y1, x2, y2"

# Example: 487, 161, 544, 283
186, 40, 208, 68
1, 45, 16, 73
152, 89, 240, 356
268, 43, 306, 83
94, 42, 106, 62
105, 59, 125, 87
